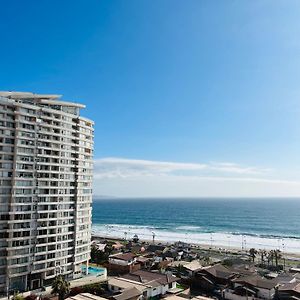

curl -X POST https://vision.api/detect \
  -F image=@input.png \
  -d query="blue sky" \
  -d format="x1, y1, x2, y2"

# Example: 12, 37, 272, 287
2, 1, 300, 197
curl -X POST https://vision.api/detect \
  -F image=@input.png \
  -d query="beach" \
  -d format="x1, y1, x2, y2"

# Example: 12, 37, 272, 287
92, 198, 300, 255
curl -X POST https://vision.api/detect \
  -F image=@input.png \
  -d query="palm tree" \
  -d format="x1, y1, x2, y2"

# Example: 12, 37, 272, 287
249, 248, 257, 262
267, 250, 274, 266
259, 249, 267, 265
51, 275, 70, 300
274, 249, 282, 268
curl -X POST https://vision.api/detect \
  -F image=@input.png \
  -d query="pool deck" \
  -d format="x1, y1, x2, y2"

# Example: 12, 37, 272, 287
70, 272, 108, 288
81, 266, 106, 276
4, 270, 109, 300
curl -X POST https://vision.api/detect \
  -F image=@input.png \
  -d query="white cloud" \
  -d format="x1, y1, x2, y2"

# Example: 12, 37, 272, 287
94, 173, 300, 198
91, 157, 300, 197
93, 157, 269, 179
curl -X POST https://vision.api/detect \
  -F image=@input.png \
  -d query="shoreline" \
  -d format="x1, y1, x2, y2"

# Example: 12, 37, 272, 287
92, 223, 300, 256
92, 232, 300, 260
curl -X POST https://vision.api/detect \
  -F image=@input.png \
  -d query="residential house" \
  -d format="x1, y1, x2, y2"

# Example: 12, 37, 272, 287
112, 287, 143, 300
183, 260, 202, 277
227, 275, 279, 300
166, 295, 215, 300
109, 253, 140, 274
66, 293, 107, 300
136, 256, 153, 269
147, 245, 168, 254
277, 282, 300, 300
109, 270, 179, 299
193, 264, 235, 292
108, 277, 146, 298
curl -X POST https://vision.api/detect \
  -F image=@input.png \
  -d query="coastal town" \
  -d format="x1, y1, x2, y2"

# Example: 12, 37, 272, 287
2, 1, 300, 300
14, 234, 300, 300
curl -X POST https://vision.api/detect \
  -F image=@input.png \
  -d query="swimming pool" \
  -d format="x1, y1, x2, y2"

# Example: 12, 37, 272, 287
81, 265, 106, 276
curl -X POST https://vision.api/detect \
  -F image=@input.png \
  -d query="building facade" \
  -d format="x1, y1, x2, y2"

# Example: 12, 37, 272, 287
0, 92, 94, 293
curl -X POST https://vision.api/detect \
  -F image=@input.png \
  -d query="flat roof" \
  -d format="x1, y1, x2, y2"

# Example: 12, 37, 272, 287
109, 277, 147, 291
0, 91, 61, 99
67, 293, 107, 300
0, 91, 85, 108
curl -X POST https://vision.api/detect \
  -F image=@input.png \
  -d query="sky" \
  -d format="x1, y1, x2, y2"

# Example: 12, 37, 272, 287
2, 1, 300, 197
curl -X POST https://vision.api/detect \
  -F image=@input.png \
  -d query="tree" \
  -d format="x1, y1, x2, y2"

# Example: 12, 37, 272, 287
267, 250, 274, 266
13, 294, 25, 300
91, 245, 102, 265
90, 244, 112, 265
51, 275, 70, 300
259, 249, 267, 265
274, 249, 282, 268
249, 248, 257, 262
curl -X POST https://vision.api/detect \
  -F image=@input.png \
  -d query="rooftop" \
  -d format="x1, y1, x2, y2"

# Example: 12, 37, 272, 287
184, 260, 202, 272
66, 293, 107, 300
108, 277, 147, 291
121, 270, 179, 286
0, 91, 85, 109
199, 264, 234, 280
113, 287, 142, 300
110, 253, 136, 261
278, 282, 300, 293
232, 275, 278, 290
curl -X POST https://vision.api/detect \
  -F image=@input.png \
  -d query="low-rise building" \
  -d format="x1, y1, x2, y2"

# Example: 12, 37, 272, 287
193, 264, 235, 292
112, 286, 143, 300
278, 282, 300, 300
136, 256, 153, 269
109, 253, 140, 274
227, 275, 278, 300
66, 293, 107, 300
183, 260, 203, 277
108, 270, 179, 299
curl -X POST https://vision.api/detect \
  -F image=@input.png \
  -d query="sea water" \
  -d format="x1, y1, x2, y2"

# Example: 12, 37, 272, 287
92, 198, 300, 254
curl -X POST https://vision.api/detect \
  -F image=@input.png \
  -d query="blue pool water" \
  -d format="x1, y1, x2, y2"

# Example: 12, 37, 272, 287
81, 265, 105, 276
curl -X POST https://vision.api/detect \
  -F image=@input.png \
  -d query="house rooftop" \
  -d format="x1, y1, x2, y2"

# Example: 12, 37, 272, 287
113, 287, 142, 300
166, 295, 214, 300
232, 275, 278, 290
66, 293, 107, 300
108, 277, 147, 291
199, 264, 234, 279
136, 256, 151, 263
122, 270, 179, 286
110, 253, 136, 261
278, 282, 300, 293
147, 244, 167, 253
184, 260, 202, 272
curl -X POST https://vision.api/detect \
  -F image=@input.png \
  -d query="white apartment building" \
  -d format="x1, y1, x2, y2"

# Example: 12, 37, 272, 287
0, 91, 94, 294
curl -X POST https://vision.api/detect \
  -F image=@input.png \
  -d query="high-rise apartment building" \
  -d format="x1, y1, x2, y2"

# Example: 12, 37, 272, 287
0, 92, 94, 293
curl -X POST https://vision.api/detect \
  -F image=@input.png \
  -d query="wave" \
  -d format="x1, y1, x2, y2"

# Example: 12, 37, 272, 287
230, 232, 300, 240
92, 223, 300, 254
175, 225, 204, 231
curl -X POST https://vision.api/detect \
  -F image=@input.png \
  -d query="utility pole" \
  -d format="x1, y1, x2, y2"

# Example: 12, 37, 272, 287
152, 232, 155, 244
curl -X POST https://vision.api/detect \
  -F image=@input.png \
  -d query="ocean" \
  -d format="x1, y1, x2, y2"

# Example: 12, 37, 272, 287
92, 198, 300, 254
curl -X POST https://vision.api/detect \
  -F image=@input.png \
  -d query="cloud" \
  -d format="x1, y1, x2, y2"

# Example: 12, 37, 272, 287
91, 157, 300, 197
93, 157, 269, 179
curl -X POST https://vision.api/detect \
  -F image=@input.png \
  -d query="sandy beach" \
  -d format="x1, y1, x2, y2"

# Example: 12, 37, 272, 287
92, 233, 300, 261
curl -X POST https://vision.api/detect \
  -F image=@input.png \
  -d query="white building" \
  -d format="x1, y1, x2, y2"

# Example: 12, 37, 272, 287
0, 91, 94, 293
109, 253, 137, 266
108, 270, 179, 299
